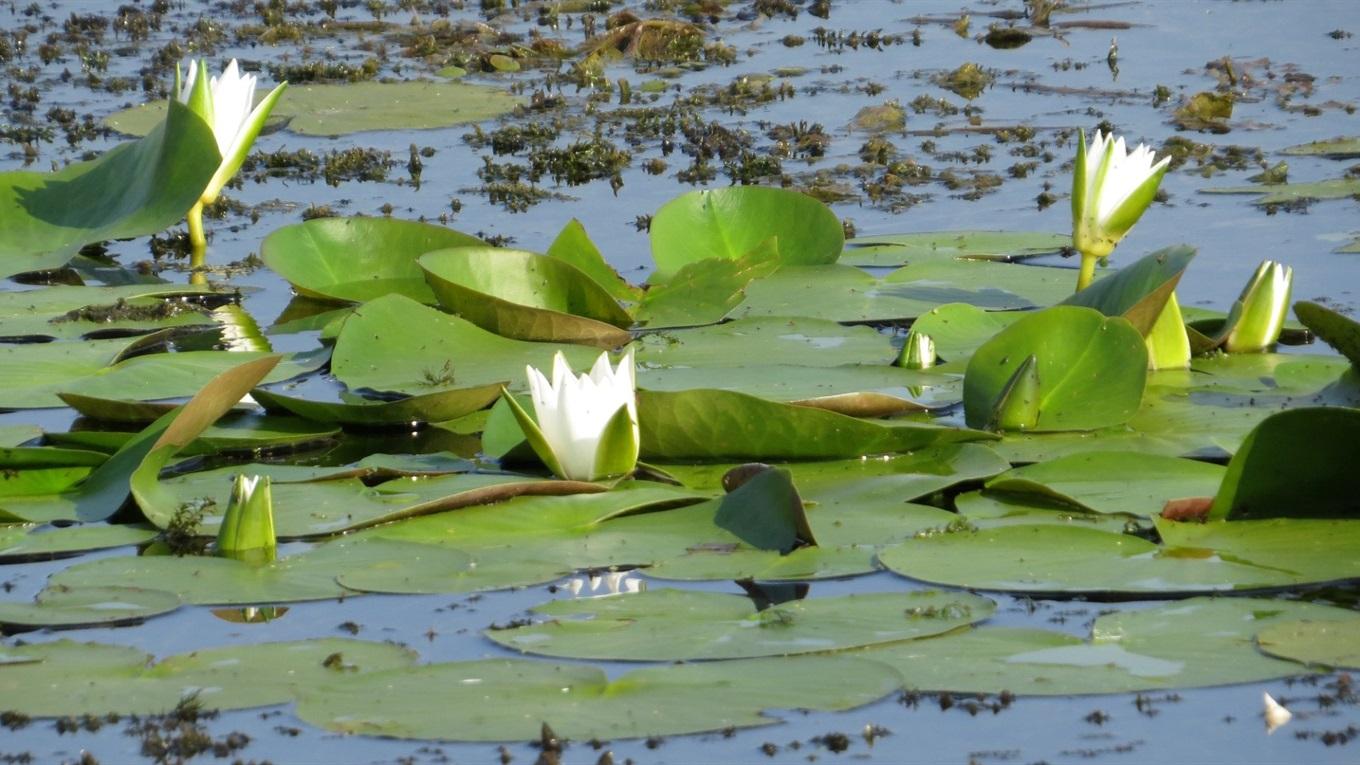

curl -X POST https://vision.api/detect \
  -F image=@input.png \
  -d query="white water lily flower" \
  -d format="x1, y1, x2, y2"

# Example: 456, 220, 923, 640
1224, 260, 1293, 353
177, 59, 287, 205
176, 59, 286, 252
1072, 129, 1171, 289
505, 349, 639, 482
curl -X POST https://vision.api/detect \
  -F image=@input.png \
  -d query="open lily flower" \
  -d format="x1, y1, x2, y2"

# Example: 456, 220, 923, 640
1225, 260, 1293, 353
177, 59, 287, 251
215, 474, 276, 565
504, 350, 639, 482
1072, 129, 1171, 290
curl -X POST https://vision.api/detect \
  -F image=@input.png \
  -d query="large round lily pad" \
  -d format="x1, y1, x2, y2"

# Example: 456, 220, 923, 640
649, 187, 844, 278
295, 654, 901, 742
487, 588, 995, 661
261, 217, 484, 305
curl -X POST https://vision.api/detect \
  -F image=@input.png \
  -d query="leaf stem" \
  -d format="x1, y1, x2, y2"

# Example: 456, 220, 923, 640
187, 200, 207, 263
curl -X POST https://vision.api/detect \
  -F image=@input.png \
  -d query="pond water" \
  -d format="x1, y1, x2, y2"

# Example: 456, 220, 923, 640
2, 0, 1360, 762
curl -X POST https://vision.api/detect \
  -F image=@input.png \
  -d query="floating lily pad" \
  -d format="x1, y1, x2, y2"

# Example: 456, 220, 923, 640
731, 264, 1036, 324
638, 388, 988, 460
985, 451, 1224, 517
0, 585, 180, 629
1281, 136, 1360, 159
963, 307, 1147, 432
0, 284, 218, 342
53, 349, 325, 409
878, 523, 1300, 595
330, 294, 599, 395
261, 217, 484, 305
884, 257, 1079, 307
864, 597, 1340, 695
908, 303, 1021, 363
0, 638, 418, 717
1202, 177, 1360, 204
295, 654, 901, 742
649, 187, 843, 278
1156, 517, 1360, 586
419, 247, 634, 347
0, 100, 219, 277
1256, 618, 1360, 669
488, 589, 994, 661
634, 248, 779, 328
252, 384, 502, 428
841, 231, 1070, 267
0, 523, 157, 560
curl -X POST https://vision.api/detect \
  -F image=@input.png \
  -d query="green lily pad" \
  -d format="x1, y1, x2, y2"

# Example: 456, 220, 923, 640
0, 585, 180, 629
1202, 177, 1360, 205
251, 384, 503, 428
731, 264, 1035, 324
330, 294, 599, 395
1156, 517, 1360, 586
261, 217, 484, 304
487, 589, 994, 661
638, 388, 989, 460
713, 466, 815, 554
841, 231, 1070, 267
0, 355, 280, 523
963, 306, 1148, 432
0, 638, 418, 717
419, 247, 634, 347
546, 219, 640, 303
634, 248, 779, 328
0, 523, 157, 560
294, 654, 901, 742
106, 80, 522, 138
954, 490, 1137, 532
1281, 136, 1360, 159
985, 451, 1224, 517
908, 303, 1021, 363
1209, 407, 1360, 520
649, 187, 843, 278
1256, 618, 1360, 669
0, 99, 219, 277
0, 284, 218, 342
48, 349, 325, 409
884, 258, 1080, 308
864, 597, 1340, 695
633, 316, 896, 368
877, 523, 1300, 594
1060, 246, 1195, 335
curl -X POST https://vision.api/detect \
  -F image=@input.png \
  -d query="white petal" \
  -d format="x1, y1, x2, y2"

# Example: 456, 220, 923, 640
1263, 692, 1292, 734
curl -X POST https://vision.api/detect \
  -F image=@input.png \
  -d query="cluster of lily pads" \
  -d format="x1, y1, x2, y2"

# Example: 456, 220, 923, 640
2, 62, 1360, 745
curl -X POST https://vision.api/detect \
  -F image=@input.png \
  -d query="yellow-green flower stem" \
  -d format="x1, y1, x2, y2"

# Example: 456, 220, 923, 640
1075, 251, 1098, 292
187, 200, 208, 263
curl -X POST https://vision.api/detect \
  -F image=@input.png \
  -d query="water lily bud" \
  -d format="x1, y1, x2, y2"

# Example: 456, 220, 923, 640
988, 354, 1040, 432
896, 329, 937, 370
504, 349, 639, 482
1224, 260, 1293, 353
1145, 292, 1191, 370
216, 474, 276, 565
1071, 129, 1170, 290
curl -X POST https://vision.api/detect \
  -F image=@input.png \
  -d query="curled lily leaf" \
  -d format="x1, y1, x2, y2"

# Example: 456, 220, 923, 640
504, 349, 639, 482
1224, 260, 1293, 353
215, 474, 276, 565
1071, 129, 1170, 290
896, 329, 937, 370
